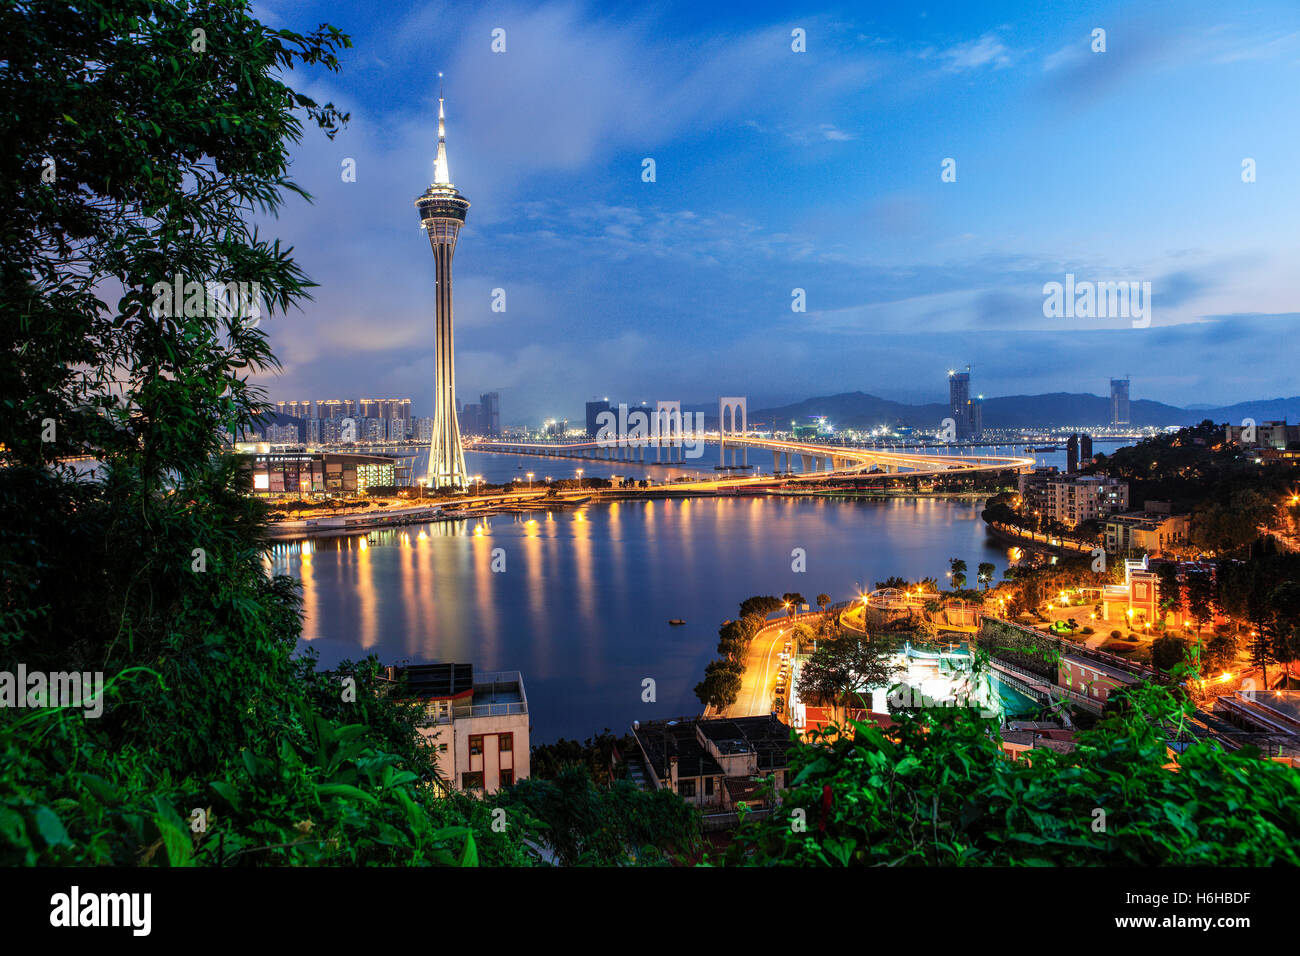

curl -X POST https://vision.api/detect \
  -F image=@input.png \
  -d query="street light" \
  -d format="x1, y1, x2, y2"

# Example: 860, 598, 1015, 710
526, 471, 534, 490
575, 468, 584, 488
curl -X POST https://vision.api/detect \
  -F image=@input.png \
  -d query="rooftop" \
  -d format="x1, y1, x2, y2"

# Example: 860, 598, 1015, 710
632, 719, 723, 780
384, 662, 474, 699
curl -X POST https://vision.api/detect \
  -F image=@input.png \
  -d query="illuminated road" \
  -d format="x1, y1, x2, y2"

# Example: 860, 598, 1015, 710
471, 434, 1034, 488
723, 610, 824, 719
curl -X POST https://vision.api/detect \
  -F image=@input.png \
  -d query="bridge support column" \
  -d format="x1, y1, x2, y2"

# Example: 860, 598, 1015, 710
773, 450, 780, 473
801, 454, 812, 472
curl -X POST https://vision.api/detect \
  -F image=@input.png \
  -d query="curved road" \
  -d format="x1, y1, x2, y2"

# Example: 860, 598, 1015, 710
721, 609, 827, 719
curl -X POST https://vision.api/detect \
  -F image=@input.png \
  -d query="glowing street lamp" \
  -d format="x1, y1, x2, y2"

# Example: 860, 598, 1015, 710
526, 471, 534, 490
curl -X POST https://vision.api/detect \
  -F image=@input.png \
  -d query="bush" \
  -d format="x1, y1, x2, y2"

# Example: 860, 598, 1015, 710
725, 681, 1300, 865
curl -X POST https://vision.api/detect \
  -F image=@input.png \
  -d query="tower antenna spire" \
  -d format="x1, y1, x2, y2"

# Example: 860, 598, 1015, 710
433, 73, 451, 185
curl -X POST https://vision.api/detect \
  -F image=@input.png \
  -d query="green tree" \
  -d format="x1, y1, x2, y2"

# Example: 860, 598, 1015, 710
1155, 563, 1182, 627
738, 595, 783, 620
797, 634, 899, 724
976, 562, 996, 590
1151, 634, 1188, 673
1183, 568, 1216, 654
1263, 581, 1300, 680
949, 559, 967, 590
694, 659, 742, 709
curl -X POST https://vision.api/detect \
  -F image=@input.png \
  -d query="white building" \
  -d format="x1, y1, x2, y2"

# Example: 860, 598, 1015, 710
385, 663, 529, 794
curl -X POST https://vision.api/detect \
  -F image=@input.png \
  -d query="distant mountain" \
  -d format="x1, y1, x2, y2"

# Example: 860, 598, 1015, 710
741, 391, 1300, 430
1195, 397, 1300, 426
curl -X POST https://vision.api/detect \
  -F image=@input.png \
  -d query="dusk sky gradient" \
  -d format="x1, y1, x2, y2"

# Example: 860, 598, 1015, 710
253, 0, 1300, 424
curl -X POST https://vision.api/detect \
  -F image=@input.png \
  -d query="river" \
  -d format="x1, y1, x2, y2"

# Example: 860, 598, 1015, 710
273, 492, 1026, 741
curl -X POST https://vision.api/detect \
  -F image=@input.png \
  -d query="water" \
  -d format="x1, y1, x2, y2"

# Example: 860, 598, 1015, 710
272, 495, 1020, 742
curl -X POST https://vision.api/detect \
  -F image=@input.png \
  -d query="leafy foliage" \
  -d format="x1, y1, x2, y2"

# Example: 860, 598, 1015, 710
727, 682, 1300, 865
0, 0, 544, 868
495, 765, 700, 866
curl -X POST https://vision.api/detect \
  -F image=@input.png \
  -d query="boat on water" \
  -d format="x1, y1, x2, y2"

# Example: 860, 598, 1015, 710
668, 619, 686, 626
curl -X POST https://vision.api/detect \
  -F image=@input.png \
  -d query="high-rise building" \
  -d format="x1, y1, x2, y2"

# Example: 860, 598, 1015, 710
480, 391, 500, 437
416, 83, 471, 491
461, 402, 484, 435
586, 399, 611, 439
1110, 378, 1130, 426
947, 367, 982, 439
1080, 433, 1093, 463
1066, 434, 1079, 473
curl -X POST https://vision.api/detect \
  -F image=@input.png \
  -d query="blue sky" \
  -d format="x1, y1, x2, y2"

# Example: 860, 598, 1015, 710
253, 0, 1300, 423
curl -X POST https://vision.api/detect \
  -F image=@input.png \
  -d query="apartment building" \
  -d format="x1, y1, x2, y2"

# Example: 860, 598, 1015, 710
1019, 471, 1129, 528
385, 663, 530, 795
1105, 509, 1190, 554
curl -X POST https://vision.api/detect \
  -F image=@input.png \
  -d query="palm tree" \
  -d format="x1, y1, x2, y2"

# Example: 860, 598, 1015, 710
977, 562, 995, 590
949, 558, 967, 590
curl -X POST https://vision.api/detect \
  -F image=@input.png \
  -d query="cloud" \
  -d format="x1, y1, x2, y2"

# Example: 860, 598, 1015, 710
929, 33, 1014, 71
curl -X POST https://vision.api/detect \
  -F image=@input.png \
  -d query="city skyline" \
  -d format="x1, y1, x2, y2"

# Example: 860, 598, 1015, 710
249, 0, 1300, 420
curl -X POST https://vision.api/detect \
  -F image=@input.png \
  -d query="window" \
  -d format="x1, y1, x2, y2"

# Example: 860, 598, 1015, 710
469, 735, 483, 757
462, 772, 484, 791
500, 770, 513, 787
499, 734, 512, 752
439, 743, 448, 753
704, 777, 714, 796
679, 780, 696, 798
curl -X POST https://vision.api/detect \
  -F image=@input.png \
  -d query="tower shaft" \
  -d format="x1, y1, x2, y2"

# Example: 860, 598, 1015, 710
427, 227, 467, 489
